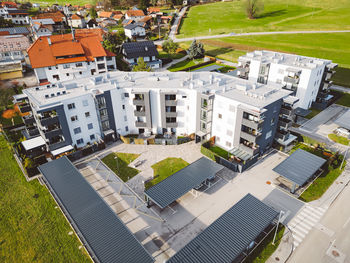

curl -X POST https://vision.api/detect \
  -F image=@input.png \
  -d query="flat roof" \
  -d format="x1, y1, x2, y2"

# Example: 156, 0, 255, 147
167, 194, 278, 263
50, 145, 73, 156
21, 136, 46, 151
145, 157, 223, 209
39, 156, 153, 263
273, 149, 326, 186
335, 109, 350, 130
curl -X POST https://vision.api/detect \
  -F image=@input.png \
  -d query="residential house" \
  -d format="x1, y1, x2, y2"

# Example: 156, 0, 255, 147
125, 10, 145, 21
147, 7, 161, 17
0, 6, 29, 24
68, 13, 86, 28
32, 11, 67, 31
122, 41, 162, 69
124, 23, 146, 39
0, 27, 30, 36
31, 18, 55, 39
160, 15, 172, 24
27, 31, 116, 84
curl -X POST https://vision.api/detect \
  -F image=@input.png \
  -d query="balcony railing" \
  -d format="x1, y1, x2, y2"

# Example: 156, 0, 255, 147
165, 122, 178, 128
239, 143, 259, 156
19, 103, 31, 113
284, 76, 299, 85
165, 111, 177, 117
241, 118, 262, 130
134, 110, 146, 116
135, 121, 147, 128
278, 118, 292, 130
133, 98, 145, 105
40, 115, 59, 127
23, 115, 35, 125
240, 130, 260, 143
165, 100, 177, 106
43, 128, 62, 139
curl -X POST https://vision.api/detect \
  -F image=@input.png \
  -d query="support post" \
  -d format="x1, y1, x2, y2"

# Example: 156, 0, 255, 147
272, 211, 284, 245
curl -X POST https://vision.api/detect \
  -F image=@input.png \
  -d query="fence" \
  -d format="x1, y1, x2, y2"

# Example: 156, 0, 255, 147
67, 142, 106, 162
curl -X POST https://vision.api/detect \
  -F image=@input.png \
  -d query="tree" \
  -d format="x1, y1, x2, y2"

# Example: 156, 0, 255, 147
132, 57, 152, 71
245, 0, 264, 19
162, 39, 179, 55
138, 0, 150, 10
90, 7, 97, 19
188, 40, 205, 60
102, 31, 126, 54
0, 16, 14, 28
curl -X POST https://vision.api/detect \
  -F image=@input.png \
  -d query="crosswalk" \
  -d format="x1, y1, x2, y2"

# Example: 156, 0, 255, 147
288, 205, 327, 249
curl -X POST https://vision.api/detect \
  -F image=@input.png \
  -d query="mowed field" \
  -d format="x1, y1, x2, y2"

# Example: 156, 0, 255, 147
28, 0, 92, 6
178, 0, 350, 38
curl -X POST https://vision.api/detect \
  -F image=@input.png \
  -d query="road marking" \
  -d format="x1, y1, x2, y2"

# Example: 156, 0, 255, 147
293, 224, 310, 235
343, 217, 350, 229
293, 234, 303, 243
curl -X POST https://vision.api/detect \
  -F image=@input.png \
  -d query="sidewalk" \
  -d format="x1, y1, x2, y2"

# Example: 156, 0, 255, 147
266, 228, 294, 263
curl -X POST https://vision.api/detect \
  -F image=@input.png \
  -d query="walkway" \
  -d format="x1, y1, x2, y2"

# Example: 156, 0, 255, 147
168, 6, 188, 40
330, 84, 350, 94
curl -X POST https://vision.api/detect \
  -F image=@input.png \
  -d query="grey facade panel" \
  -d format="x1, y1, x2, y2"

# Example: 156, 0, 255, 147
104, 90, 117, 133
145, 157, 223, 209
335, 109, 350, 130
167, 194, 278, 263
273, 149, 326, 186
39, 157, 153, 263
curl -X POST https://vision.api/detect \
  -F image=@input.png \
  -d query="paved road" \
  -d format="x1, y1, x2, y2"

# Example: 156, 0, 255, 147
331, 84, 350, 94
168, 6, 188, 41
156, 29, 350, 44
289, 162, 350, 263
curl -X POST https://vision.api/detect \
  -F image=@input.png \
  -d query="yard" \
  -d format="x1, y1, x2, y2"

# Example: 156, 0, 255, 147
209, 145, 230, 159
101, 152, 140, 182
178, 0, 350, 38
168, 58, 204, 72
0, 135, 90, 262
328, 134, 349, 146
305, 108, 322, 120
290, 143, 346, 202
145, 157, 189, 190
335, 92, 350, 107
158, 50, 187, 60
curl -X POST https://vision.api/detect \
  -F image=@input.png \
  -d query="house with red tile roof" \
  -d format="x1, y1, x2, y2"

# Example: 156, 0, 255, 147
68, 13, 86, 28
125, 9, 145, 21
27, 31, 116, 84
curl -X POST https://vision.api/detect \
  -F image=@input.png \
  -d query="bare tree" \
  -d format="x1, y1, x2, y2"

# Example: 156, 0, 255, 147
245, 0, 264, 19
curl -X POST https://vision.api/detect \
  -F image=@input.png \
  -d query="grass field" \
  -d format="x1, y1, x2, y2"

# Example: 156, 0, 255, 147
0, 135, 90, 262
178, 0, 350, 38
328, 134, 349, 146
28, 0, 92, 6
305, 108, 322, 120
168, 58, 204, 72
335, 92, 350, 107
145, 157, 189, 190
209, 145, 230, 159
101, 152, 140, 182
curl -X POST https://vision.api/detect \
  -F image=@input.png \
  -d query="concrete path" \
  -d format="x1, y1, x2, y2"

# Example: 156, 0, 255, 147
330, 84, 350, 94
163, 53, 189, 70
168, 6, 188, 40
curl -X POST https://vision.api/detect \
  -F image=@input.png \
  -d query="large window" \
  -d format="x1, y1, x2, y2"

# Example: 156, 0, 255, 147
76, 138, 84, 145
67, 103, 75, 110
87, 123, 93, 130
73, 127, 81, 134
71, 115, 78, 122
99, 108, 108, 118
97, 63, 105, 70
101, 120, 110, 131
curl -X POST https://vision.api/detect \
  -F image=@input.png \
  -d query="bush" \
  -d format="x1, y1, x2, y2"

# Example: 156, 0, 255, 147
201, 144, 216, 161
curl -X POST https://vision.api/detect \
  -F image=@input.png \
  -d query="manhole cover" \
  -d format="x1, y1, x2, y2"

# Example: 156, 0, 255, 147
275, 257, 280, 261
332, 250, 340, 257
266, 181, 271, 185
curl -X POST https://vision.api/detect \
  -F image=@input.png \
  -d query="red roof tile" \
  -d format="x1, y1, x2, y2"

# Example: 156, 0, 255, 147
126, 10, 145, 17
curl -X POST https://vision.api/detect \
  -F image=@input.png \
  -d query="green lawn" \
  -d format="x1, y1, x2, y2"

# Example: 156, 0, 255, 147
158, 50, 186, 60
178, 0, 350, 38
209, 145, 230, 159
335, 92, 350, 107
101, 152, 140, 182
0, 135, 90, 262
168, 58, 204, 72
189, 62, 217, 71
328, 134, 349, 146
247, 226, 285, 263
145, 157, 189, 190
218, 65, 236, 73
305, 108, 322, 120
28, 0, 92, 6
331, 67, 350, 88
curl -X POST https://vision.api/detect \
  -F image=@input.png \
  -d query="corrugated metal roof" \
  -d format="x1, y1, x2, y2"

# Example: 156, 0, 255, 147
145, 157, 223, 209
39, 156, 153, 263
167, 194, 278, 263
273, 149, 326, 186
335, 109, 350, 130
0, 27, 30, 35
122, 41, 158, 59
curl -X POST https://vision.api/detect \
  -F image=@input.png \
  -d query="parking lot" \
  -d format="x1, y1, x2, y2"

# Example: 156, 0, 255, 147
75, 147, 299, 262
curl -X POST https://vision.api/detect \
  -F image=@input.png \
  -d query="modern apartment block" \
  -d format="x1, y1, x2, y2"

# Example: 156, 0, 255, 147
19, 71, 298, 160
237, 50, 337, 109
27, 32, 116, 85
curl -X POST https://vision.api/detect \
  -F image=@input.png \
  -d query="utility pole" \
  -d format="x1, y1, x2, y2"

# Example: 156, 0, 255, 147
272, 210, 284, 245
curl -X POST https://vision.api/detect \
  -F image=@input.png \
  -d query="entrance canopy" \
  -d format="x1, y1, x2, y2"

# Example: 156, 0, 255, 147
273, 149, 326, 186
21, 136, 46, 151
167, 194, 278, 263
145, 157, 223, 209
335, 109, 350, 130
50, 145, 73, 156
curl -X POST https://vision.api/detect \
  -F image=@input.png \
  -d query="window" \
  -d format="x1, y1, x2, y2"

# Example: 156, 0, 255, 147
265, 130, 272, 139
48, 66, 52, 70
225, 141, 232, 148
67, 103, 75, 110
73, 127, 81, 134
82, 100, 88, 106
63, 64, 70, 69
122, 105, 125, 110
99, 108, 108, 118
71, 115, 78, 122
79, 71, 82, 75
87, 123, 93, 130
96, 57, 104, 62
106, 57, 112, 61
66, 73, 69, 76
76, 138, 84, 145
101, 120, 110, 131
125, 126, 129, 132
271, 117, 275, 125
52, 74, 60, 81
76, 62, 83, 67
124, 93, 129, 98
98, 63, 105, 70
90, 134, 95, 140
124, 116, 127, 121
218, 113, 222, 119
85, 112, 90, 117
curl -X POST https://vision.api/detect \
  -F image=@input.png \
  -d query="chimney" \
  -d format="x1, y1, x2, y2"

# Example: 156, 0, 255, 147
47, 36, 51, 45
71, 27, 75, 42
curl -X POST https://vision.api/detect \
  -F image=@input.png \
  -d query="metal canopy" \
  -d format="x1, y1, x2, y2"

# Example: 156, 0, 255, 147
230, 146, 252, 161
335, 109, 350, 130
167, 194, 278, 263
273, 149, 326, 186
39, 156, 153, 263
144, 157, 223, 209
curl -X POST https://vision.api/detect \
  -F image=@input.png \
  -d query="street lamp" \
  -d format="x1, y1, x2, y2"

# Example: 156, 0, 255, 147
114, 155, 120, 175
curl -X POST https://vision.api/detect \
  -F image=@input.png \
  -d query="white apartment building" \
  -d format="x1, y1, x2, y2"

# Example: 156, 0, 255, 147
237, 50, 337, 109
124, 23, 146, 39
27, 32, 116, 84
20, 71, 297, 162
0, 7, 29, 24
0, 34, 30, 64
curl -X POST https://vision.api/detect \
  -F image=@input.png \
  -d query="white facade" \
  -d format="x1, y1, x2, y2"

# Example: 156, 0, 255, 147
237, 50, 336, 109
124, 26, 146, 39
1, 7, 29, 24
68, 17, 86, 28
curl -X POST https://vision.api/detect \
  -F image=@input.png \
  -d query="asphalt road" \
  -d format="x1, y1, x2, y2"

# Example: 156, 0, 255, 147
288, 169, 350, 263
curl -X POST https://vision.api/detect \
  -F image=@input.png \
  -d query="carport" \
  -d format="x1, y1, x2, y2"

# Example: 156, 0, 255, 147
39, 156, 153, 263
144, 157, 223, 209
273, 149, 326, 193
335, 109, 350, 131
167, 194, 279, 263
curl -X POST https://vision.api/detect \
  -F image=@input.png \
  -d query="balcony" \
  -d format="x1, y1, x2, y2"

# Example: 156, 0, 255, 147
135, 121, 147, 128
134, 110, 146, 116
23, 115, 35, 125
19, 103, 31, 113
276, 130, 289, 141
40, 115, 59, 127
165, 100, 177, 106
240, 130, 260, 143
43, 128, 62, 139
133, 98, 145, 106
28, 127, 39, 137
165, 111, 177, 117
48, 140, 67, 151
280, 107, 293, 117
166, 122, 178, 128
241, 118, 262, 130
284, 76, 299, 85
239, 143, 259, 156
278, 118, 292, 130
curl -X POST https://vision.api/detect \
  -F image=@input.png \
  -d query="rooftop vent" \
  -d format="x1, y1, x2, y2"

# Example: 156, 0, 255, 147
45, 94, 49, 98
